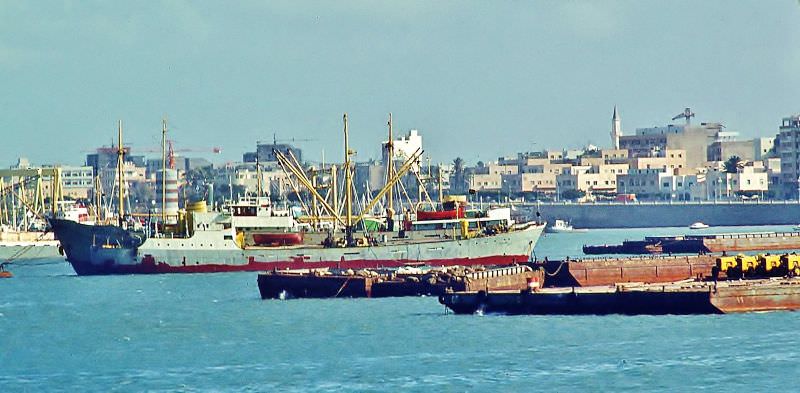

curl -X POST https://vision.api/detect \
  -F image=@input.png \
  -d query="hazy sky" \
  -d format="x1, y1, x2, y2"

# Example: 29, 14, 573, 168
2, 1, 799, 167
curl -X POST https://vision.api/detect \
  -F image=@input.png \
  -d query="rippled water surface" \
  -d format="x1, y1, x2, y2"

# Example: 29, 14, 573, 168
2, 226, 799, 392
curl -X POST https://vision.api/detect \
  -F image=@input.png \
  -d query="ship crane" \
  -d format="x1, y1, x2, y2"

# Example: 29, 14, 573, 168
672, 107, 695, 125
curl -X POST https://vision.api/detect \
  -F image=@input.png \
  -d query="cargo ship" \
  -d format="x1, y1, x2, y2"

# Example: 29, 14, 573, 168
50, 196, 544, 275
50, 115, 545, 275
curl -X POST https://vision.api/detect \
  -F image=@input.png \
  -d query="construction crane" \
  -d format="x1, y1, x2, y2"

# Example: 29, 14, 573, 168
134, 142, 222, 155
672, 107, 695, 125
264, 133, 315, 145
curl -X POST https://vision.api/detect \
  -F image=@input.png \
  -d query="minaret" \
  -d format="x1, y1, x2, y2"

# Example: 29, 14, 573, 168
611, 105, 622, 149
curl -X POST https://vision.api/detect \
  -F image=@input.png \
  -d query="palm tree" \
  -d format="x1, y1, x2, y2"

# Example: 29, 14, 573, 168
723, 156, 742, 174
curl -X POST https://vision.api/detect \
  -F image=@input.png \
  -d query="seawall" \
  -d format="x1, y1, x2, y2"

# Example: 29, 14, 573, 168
524, 201, 800, 228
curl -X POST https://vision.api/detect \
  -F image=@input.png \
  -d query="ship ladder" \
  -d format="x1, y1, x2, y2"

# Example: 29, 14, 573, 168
333, 277, 353, 298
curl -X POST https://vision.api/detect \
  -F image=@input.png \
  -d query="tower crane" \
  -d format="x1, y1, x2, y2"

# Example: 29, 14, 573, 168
133, 142, 222, 155
266, 133, 315, 145
672, 107, 695, 125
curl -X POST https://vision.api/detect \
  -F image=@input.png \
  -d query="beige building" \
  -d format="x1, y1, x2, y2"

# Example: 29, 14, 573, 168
469, 164, 518, 191
556, 163, 628, 194
469, 172, 502, 191
501, 172, 557, 193
617, 169, 662, 197
619, 123, 728, 170
628, 149, 687, 172
707, 140, 755, 162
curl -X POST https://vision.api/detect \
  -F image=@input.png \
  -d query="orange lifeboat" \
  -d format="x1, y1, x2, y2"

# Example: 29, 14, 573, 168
416, 208, 465, 221
252, 232, 304, 247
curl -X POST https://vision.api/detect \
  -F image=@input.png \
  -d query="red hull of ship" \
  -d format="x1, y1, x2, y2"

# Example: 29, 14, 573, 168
70, 254, 531, 275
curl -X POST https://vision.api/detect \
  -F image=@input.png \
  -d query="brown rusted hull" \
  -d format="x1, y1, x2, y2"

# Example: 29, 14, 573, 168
711, 281, 800, 313
440, 278, 800, 315
538, 255, 717, 287
585, 232, 800, 255
703, 234, 800, 253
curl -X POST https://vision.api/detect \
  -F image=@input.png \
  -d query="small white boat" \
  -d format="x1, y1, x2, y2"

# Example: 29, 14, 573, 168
689, 222, 710, 230
546, 219, 586, 233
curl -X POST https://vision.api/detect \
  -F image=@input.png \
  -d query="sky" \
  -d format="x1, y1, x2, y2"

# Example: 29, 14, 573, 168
1, 1, 799, 167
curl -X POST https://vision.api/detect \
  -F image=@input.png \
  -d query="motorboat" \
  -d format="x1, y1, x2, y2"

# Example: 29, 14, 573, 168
689, 222, 710, 230
546, 219, 586, 233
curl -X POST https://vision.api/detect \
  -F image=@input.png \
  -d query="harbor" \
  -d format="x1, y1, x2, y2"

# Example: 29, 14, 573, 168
4, 1, 800, 391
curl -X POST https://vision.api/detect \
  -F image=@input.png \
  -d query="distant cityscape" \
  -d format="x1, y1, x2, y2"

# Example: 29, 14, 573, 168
6, 108, 800, 212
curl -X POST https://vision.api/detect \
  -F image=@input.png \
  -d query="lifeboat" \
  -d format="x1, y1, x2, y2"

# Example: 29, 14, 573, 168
252, 232, 304, 247
416, 208, 465, 221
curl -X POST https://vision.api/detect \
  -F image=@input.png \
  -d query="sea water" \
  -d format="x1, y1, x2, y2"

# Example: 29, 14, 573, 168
2, 226, 800, 392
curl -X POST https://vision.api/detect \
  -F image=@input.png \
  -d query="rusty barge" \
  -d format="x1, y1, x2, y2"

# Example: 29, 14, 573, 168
535, 255, 717, 287
583, 232, 800, 255
257, 265, 541, 299
439, 278, 800, 315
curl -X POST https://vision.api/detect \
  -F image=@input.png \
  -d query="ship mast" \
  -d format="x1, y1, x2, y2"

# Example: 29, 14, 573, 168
438, 164, 444, 205
386, 113, 394, 215
117, 120, 125, 226
256, 156, 263, 198
343, 113, 353, 242
161, 118, 167, 225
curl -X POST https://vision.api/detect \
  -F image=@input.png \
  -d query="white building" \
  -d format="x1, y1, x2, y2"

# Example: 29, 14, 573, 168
60, 166, 94, 199
704, 165, 769, 200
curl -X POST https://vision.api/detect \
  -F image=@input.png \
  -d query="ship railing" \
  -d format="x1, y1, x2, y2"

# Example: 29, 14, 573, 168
539, 254, 711, 263
522, 200, 798, 207
466, 265, 531, 280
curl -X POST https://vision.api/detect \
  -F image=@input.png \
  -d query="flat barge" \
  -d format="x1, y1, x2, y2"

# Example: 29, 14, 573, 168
583, 232, 800, 255
535, 255, 717, 287
257, 265, 541, 299
439, 278, 800, 315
